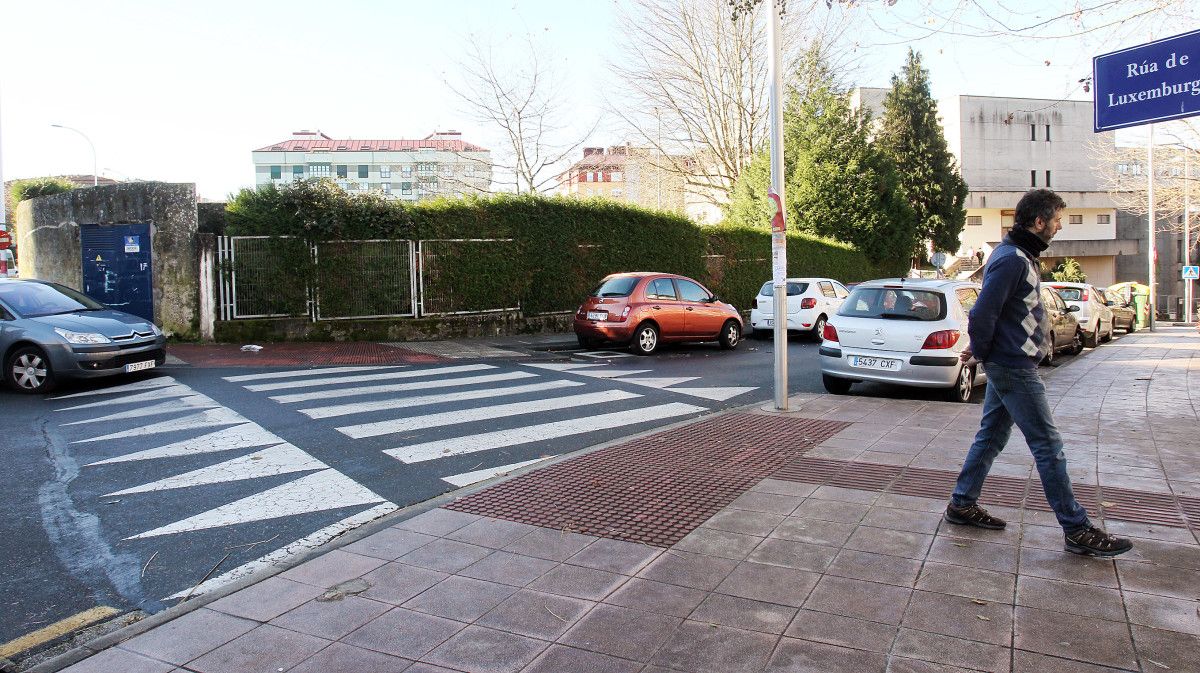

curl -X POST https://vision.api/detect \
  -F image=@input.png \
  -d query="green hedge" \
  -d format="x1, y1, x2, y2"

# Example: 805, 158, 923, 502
224, 180, 903, 316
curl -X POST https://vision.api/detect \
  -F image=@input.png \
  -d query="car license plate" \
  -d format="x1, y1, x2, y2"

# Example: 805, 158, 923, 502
848, 356, 900, 371
125, 360, 157, 373
763, 319, 774, 327
586, 311, 607, 321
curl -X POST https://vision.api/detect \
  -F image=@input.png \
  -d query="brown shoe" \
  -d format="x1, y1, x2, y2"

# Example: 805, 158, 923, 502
944, 503, 1007, 530
1064, 525, 1133, 557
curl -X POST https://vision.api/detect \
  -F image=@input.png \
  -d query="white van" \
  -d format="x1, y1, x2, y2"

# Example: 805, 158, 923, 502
0, 250, 16, 278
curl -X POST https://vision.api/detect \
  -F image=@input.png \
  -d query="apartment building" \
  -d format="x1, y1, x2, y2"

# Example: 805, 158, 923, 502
252, 130, 492, 200
557, 145, 723, 224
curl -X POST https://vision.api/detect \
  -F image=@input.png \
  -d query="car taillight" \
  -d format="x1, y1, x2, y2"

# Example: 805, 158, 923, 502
613, 306, 631, 322
800, 297, 816, 309
922, 330, 961, 349
1081, 290, 1089, 302
822, 323, 839, 342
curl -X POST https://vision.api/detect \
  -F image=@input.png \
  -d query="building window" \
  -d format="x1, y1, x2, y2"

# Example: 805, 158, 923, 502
336, 180, 350, 190
611, 171, 623, 182
401, 182, 412, 195
1030, 124, 1036, 141
358, 165, 369, 179
1045, 170, 1051, 187
270, 165, 282, 179
336, 165, 348, 178
292, 165, 304, 178
382, 183, 391, 195
440, 164, 452, 176
1030, 170, 1037, 187
966, 215, 982, 226
1097, 214, 1111, 224
402, 165, 413, 176
418, 163, 435, 175
1068, 214, 1083, 225
309, 163, 331, 178
380, 166, 391, 178
464, 164, 475, 175
1045, 125, 1051, 142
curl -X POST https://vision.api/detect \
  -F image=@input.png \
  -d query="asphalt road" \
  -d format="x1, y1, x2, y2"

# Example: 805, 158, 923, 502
0, 331, 1002, 657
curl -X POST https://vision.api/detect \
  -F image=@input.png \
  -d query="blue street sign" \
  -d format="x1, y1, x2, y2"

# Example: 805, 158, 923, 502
1094, 28, 1200, 132
1184, 266, 1200, 280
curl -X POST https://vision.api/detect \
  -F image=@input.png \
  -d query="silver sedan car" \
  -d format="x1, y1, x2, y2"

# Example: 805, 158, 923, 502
818, 279, 986, 403
0, 279, 166, 394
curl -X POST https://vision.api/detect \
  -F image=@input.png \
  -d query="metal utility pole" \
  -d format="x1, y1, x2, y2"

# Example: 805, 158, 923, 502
767, 0, 788, 410
1185, 145, 1193, 324
1147, 125, 1156, 331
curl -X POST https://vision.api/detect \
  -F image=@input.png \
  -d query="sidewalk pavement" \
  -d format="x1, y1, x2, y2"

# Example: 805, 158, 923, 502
48, 328, 1200, 673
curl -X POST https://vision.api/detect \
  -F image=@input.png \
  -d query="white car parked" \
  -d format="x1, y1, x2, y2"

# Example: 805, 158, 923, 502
749, 277, 850, 340
1045, 282, 1114, 347
818, 278, 987, 403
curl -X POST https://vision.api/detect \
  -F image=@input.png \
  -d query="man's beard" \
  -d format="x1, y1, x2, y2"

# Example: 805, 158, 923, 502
1035, 227, 1055, 244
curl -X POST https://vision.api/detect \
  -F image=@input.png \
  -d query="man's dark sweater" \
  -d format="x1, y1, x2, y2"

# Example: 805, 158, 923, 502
967, 228, 1051, 369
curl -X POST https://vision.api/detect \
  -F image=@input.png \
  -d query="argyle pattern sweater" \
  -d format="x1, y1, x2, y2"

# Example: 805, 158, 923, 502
967, 231, 1052, 369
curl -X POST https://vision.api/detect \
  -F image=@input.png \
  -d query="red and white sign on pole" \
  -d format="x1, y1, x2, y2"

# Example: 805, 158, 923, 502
0, 231, 12, 250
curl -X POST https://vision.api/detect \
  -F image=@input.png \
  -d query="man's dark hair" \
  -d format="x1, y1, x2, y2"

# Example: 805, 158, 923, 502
1014, 189, 1066, 229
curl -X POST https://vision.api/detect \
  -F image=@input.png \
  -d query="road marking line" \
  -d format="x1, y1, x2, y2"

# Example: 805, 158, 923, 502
104, 444, 323, 496
0, 606, 120, 659
61, 395, 217, 425
522, 363, 605, 372
338, 389, 641, 439
243, 364, 494, 392
300, 380, 584, 419
616, 376, 700, 389
386, 402, 706, 463
268, 371, 535, 404
223, 365, 407, 382
50, 376, 178, 399
573, 369, 651, 378
55, 384, 195, 411
72, 407, 247, 443
668, 386, 758, 401
441, 457, 553, 487
86, 423, 284, 465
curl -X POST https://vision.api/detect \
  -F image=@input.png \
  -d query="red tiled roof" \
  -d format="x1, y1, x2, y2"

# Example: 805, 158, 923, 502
254, 138, 489, 152
568, 153, 628, 170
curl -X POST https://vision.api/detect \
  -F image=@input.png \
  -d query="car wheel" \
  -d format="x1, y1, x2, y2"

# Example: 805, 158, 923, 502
5, 345, 56, 394
811, 315, 827, 341
1041, 335, 1056, 366
1103, 322, 1114, 343
945, 365, 974, 403
1126, 320, 1137, 334
718, 320, 741, 350
1070, 329, 1085, 355
822, 374, 852, 395
630, 322, 659, 356
1083, 327, 1098, 349
577, 334, 601, 350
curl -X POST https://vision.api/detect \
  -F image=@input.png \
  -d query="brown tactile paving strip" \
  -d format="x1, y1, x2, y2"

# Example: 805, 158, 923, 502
774, 456, 1195, 531
168, 342, 446, 367
446, 414, 850, 546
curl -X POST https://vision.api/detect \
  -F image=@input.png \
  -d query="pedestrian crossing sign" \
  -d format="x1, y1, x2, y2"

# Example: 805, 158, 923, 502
1184, 265, 1200, 280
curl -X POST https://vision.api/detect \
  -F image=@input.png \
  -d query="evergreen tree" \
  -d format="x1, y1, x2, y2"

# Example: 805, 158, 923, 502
876, 49, 968, 257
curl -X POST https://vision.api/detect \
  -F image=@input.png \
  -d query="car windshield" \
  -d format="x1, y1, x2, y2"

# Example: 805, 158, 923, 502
589, 276, 639, 298
1051, 287, 1083, 301
758, 282, 807, 297
0, 281, 106, 318
838, 287, 946, 321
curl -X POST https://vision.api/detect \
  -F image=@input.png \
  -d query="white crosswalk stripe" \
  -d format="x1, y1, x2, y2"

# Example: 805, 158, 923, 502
223, 365, 407, 382
271, 371, 537, 404
86, 423, 285, 465
299, 380, 584, 419
55, 384, 195, 411
72, 406, 248, 443
243, 364, 495, 392
62, 395, 217, 425
104, 443, 323, 496
441, 457, 553, 487
51, 375, 180, 399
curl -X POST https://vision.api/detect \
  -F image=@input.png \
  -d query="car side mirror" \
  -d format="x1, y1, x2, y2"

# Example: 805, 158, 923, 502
1067, 305, 1081, 312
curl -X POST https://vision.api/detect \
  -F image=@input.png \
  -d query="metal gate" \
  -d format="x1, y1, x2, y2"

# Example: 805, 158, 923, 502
81, 223, 154, 321
417, 239, 520, 316
314, 240, 417, 319
218, 236, 309, 319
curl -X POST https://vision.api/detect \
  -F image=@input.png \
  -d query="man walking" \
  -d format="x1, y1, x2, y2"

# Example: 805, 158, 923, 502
944, 189, 1132, 557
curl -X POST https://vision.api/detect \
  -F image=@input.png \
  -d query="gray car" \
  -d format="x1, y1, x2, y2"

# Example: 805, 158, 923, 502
0, 279, 166, 394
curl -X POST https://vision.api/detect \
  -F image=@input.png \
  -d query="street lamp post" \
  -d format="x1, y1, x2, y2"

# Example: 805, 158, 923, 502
50, 124, 97, 186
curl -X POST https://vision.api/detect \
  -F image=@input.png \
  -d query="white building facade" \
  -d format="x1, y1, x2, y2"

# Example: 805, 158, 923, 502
252, 130, 492, 201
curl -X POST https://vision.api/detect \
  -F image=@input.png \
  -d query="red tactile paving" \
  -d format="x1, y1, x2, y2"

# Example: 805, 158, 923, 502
446, 414, 850, 547
168, 342, 445, 367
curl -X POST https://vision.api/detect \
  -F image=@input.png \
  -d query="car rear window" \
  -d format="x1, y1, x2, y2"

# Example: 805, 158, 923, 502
1051, 287, 1082, 301
838, 287, 946, 321
590, 276, 638, 298
758, 282, 807, 297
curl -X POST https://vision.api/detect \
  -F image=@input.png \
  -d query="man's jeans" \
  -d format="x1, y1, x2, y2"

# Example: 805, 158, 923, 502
950, 363, 1089, 533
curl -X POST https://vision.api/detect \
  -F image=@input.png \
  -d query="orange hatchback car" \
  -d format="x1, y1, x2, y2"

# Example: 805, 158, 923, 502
573, 272, 744, 355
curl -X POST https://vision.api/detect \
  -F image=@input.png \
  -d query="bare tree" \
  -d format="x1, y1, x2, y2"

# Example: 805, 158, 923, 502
449, 36, 595, 194
1091, 119, 1200, 236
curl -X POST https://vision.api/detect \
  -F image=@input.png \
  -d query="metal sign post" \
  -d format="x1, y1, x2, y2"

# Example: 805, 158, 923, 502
766, 0, 788, 411
1148, 125, 1156, 331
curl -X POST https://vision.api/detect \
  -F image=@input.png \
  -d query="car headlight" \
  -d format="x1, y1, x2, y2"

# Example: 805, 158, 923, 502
149, 323, 162, 336
54, 327, 113, 345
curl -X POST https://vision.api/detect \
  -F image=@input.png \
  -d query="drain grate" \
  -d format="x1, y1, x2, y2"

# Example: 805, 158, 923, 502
446, 414, 849, 546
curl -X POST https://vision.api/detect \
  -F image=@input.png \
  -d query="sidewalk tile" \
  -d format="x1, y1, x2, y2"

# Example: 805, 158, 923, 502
402, 576, 518, 622
285, 641, 414, 673
398, 538, 492, 573
421, 625, 546, 673
207, 576, 324, 622
1117, 560, 1200, 600
559, 604, 680, 661
460, 550, 558, 586
728, 491, 804, 515
811, 486, 880, 505
1124, 538, 1200, 570
524, 644, 641, 673
891, 629, 1011, 672
926, 537, 1018, 574
651, 620, 777, 673
784, 610, 896, 653
747, 538, 838, 573
566, 538, 661, 575
341, 527, 438, 561
405, 665, 467, 673
703, 508, 787, 537
120, 608, 256, 665
341, 608, 465, 660
844, 526, 934, 560
791, 499, 870, 524
447, 517, 541, 549
1012, 606, 1138, 669
763, 636, 887, 673
750, 479, 819, 498
900, 590, 1013, 646
1122, 590, 1200, 635
1101, 520, 1195, 544
604, 577, 708, 617
1017, 548, 1119, 587
360, 562, 448, 605
61, 648, 176, 673
861, 507, 943, 535
395, 508, 481, 536
803, 576, 911, 625
1018, 524, 1068, 550
1011, 651, 1135, 673
637, 550, 739, 591
1130, 625, 1200, 673
825, 549, 923, 587
886, 656, 990, 672
1014, 576, 1125, 621
695, 590, 799, 632
770, 517, 856, 547
501, 526, 596, 561
279, 549, 387, 588
476, 589, 592, 640
673, 527, 763, 560
936, 519, 1022, 546
528, 563, 627, 600
186, 624, 330, 673
270, 595, 391, 640
913, 562, 1016, 604
875, 493, 946, 513
714, 561, 820, 607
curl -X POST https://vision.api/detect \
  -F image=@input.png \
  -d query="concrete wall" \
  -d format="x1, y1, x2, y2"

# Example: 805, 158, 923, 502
14, 182, 200, 338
